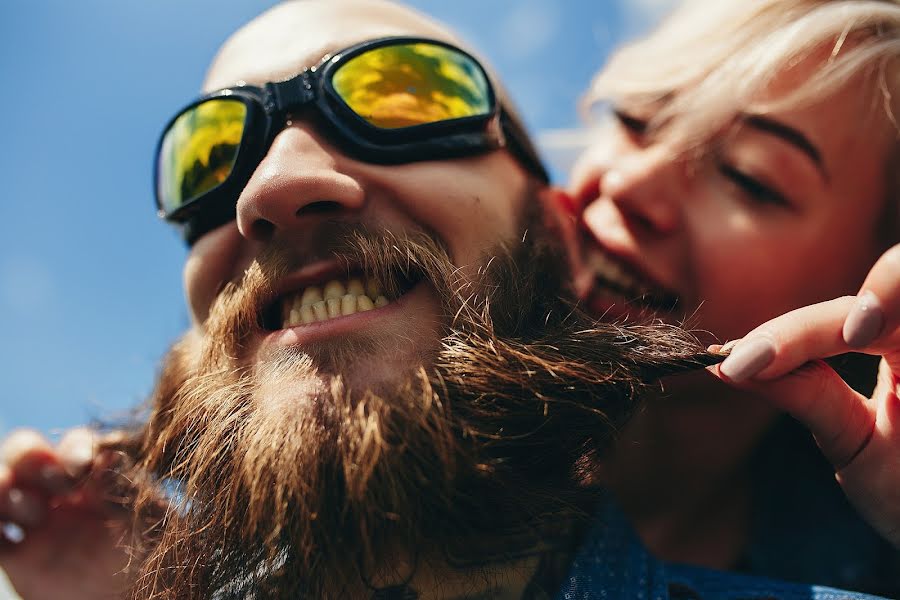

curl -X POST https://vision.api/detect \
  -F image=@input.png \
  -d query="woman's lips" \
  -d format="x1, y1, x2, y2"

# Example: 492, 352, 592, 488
580, 243, 682, 322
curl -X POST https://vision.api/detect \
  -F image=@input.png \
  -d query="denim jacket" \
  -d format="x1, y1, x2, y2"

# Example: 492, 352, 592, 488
210, 491, 893, 599
554, 498, 891, 600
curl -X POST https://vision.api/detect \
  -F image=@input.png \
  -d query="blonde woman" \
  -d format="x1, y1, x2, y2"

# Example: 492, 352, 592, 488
568, 0, 900, 595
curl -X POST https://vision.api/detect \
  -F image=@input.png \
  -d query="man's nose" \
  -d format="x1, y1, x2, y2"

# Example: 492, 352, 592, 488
235, 124, 366, 242
601, 145, 686, 236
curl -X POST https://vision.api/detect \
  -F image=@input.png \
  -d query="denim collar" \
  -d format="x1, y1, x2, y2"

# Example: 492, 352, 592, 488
552, 494, 669, 600
552, 495, 889, 600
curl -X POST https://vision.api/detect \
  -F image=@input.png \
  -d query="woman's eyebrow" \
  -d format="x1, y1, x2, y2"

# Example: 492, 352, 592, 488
741, 114, 830, 183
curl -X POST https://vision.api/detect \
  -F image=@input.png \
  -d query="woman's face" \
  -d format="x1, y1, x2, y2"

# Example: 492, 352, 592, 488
570, 59, 895, 343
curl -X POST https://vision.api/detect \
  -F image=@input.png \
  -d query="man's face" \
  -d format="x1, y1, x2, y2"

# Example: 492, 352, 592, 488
182, 0, 532, 392
129, 3, 713, 596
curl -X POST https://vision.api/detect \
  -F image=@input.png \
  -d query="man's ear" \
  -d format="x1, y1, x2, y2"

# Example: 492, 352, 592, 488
537, 186, 592, 300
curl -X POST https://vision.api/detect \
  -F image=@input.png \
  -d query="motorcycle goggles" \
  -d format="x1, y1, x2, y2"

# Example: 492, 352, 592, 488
155, 36, 550, 245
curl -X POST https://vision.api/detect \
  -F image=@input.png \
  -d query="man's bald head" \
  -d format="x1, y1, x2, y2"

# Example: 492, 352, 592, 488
206, 0, 500, 100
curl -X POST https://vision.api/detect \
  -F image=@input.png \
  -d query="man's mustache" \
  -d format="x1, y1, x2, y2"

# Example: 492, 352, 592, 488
202, 223, 455, 366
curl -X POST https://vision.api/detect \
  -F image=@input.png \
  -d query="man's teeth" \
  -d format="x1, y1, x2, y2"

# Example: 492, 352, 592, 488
587, 252, 654, 299
281, 277, 391, 328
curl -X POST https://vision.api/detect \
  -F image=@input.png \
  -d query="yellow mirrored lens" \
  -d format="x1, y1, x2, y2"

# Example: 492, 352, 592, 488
332, 42, 491, 129
158, 98, 247, 212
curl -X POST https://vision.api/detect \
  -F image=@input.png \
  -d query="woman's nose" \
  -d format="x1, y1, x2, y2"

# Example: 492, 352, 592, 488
599, 146, 686, 236
235, 123, 366, 242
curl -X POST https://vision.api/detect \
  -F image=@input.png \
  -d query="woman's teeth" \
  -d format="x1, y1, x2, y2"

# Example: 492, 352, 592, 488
280, 277, 390, 328
587, 252, 680, 312
587, 252, 653, 299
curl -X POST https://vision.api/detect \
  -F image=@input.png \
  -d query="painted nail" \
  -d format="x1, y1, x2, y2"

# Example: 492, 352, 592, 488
843, 291, 885, 348
719, 337, 775, 383
721, 339, 740, 353
6, 488, 44, 527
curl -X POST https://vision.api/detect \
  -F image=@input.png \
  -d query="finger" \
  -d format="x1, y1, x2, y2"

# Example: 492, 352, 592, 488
844, 243, 900, 348
718, 297, 858, 383
832, 361, 900, 545
56, 428, 97, 478
0, 487, 45, 529
67, 434, 135, 512
0, 466, 47, 530
711, 360, 875, 468
0, 429, 75, 495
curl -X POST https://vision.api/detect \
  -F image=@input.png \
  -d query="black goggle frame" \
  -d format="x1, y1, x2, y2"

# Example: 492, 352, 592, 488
155, 36, 549, 245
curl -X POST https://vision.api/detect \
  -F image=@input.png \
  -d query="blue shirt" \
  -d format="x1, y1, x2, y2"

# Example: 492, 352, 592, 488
554, 497, 891, 600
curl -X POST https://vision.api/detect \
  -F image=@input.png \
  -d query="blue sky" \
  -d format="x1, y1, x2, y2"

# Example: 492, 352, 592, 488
0, 0, 675, 441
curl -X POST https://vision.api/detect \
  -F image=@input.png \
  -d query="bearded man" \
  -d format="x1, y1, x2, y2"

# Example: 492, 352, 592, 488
0, 2, 890, 600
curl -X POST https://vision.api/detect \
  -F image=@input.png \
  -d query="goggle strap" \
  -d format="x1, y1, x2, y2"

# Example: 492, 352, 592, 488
500, 111, 550, 183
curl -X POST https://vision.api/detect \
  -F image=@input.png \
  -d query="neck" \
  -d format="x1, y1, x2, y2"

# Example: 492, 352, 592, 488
601, 377, 777, 570
385, 555, 541, 600
369, 522, 579, 600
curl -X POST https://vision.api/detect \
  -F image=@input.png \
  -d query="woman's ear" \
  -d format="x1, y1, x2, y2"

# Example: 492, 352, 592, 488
538, 186, 593, 300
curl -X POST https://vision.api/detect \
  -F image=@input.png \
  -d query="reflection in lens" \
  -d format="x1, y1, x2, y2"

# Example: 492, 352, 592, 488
332, 42, 492, 129
157, 98, 247, 213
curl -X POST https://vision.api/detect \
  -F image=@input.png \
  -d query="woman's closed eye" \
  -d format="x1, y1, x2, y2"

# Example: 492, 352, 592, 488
718, 162, 791, 208
612, 109, 649, 137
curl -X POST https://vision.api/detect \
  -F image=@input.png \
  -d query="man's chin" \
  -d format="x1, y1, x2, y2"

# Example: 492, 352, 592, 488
249, 281, 444, 391
251, 336, 438, 405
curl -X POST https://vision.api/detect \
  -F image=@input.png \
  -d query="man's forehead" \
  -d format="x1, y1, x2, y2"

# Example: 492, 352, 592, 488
203, 0, 464, 92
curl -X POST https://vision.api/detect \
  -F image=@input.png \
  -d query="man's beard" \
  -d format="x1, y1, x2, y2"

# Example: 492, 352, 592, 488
114, 201, 714, 599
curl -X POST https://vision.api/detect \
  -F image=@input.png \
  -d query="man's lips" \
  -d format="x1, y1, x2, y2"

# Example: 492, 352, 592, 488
261, 280, 427, 350
259, 259, 421, 331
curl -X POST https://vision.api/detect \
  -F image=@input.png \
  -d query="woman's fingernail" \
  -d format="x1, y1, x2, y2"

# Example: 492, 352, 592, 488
843, 291, 884, 348
721, 339, 740, 353
719, 337, 775, 383
6, 488, 45, 527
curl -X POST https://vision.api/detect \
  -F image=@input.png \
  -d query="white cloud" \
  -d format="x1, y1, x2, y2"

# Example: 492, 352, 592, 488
498, 1, 562, 60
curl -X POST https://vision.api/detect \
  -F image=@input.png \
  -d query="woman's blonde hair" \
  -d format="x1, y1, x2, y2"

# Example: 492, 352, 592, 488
587, 0, 900, 149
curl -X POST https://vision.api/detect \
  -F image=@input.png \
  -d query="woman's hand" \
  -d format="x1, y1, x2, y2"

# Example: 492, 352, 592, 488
708, 243, 900, 547
0, 428, 135, 600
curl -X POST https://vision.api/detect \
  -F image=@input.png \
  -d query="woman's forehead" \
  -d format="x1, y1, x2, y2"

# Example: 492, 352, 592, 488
765, 64, 892, 176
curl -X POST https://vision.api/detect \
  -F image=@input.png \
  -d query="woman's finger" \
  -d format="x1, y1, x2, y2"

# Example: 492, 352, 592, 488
56, 428, 97, 479
0, 487, 45, 530
844, 243, 900, 348
717, 297, 859, 383
711, 360, 876, 468
0, 430, 76, 497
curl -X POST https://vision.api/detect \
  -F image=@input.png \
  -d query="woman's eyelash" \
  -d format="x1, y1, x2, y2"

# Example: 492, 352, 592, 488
613, 110, 649, 135
719, 164, 788, 207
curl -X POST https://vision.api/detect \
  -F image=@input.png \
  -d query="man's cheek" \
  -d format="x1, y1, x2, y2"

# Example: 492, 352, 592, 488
184, 225, 245, 323
540, 187, 589, 299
